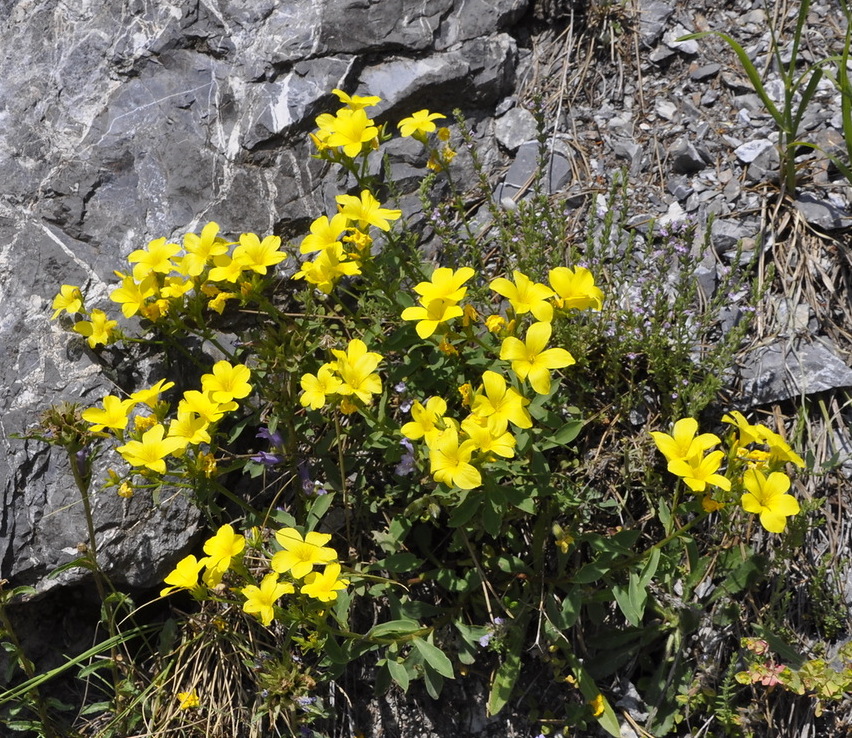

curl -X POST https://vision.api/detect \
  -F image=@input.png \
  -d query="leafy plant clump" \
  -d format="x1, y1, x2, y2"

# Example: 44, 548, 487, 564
2, 88, 823, 738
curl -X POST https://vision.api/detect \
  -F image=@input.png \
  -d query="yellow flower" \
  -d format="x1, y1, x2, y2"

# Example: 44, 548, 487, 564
233, 232, 287, 274
208, 254, 248, 283
330, 339, 383, 405
336, 190, 401, 232
401, 299, 464, 339
198, 451, 218, 478
458, 382, 473, 407
471, 370, 532, 435
208, 290, 237, 314
299, 213, 350, 254
300, 364, 343, 410
301, 562, 350, 603
461, 414, 515, 458
116, 423, 186, 474
650, 418, 721, 464
181, 221, 230, 276
271, 528, 338, 579
177, 691, 200, 710
96, 268, 137, 305
160, 554, 206, 597
200, 360, 252, 404
160, 276, 194, 299
760, 427, 806, 468
342, 228, 372, 256
73, 309, 118, 348
178, 390, 236, 423
128, 237, 181, 281
548, 266, 604, 311
401, 396, 448, 445
484, 315, 506, 334
134, 414, 158, 433
499, 321, 576, 395
117, 481, 134, 498
437, 338, 458, 356
398, 109, 446, 138
242, 573, 294, 626
721, 410, 765, 447
202, 524, 245, 585
167, 410, 211, 446
667, 450, 732, 493
293, 243, 361, 294
331, 88, 382, 110
589, 694, 605, 717
741, 469, 800, 533
129, 378, 175, 408
490, 271, 554, 322
324, 107, 379, 157
412, 266, 475, 305
429, 426, 481, 490
51, 284, 84, 318
81, 394, 136, 432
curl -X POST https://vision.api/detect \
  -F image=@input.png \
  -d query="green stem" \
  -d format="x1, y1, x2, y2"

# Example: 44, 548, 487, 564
68, 450, 125, 716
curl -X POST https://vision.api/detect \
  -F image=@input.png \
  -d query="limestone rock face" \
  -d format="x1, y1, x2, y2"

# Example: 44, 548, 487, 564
0, 0, 527, 593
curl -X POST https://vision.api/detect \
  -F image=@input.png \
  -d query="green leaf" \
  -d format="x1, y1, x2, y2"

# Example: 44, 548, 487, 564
447, 491, 482, 528
613, 575, 644, 627
306, 492, 334, 530
47, 556, 96, 579
574, 560, 608, 584
378, 552, 422, 573
386, 658, 410, 692
481, 496, 503, 537
543, 419, 584, 448
367, 619, 423, 640
412, 637, 454, 679
422, 663, 444, 699
487, 618, 525, 716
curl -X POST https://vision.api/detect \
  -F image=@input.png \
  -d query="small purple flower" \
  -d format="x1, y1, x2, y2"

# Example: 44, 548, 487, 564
479, 633, 492, 647
395, 439, 416, 476
394, 381, 407, 394
492, 617, 505, 626
251, 451, 284, 466
256, 427, 284, 447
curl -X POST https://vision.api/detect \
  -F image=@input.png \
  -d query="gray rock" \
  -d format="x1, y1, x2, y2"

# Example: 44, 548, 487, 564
734, 139, 775, 163
710, 218, 751, 251
663, 25, 699, 56
670, 137, 708, 173
639, 0, 674, 47
494, 140, 572, 202
361, 35, 517, 117
690, 62, 721, 81
611, 137, 644, 174
667, 175, 694, 200
793, 192, 850, 230
742, 338, 852, 405
495, 106, 538, 152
